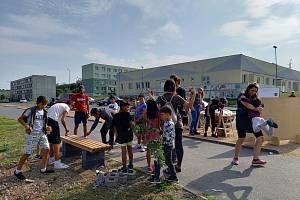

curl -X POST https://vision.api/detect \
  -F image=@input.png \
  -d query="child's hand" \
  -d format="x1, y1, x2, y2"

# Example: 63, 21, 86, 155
46, 126, 52, 134
25, 125, 32, 134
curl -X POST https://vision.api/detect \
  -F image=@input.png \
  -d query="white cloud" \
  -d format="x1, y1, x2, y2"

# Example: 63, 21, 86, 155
0, 38, 77, 55
125, 0, 171, 18
30, 0, 113, 17
141, 21, 182, 48
221, 15, 300, 45
83, 48, 203, 68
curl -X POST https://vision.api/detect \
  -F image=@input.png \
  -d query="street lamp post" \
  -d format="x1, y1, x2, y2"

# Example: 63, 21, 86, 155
67, 68, 71, 92
273, 46, 278, 88
141, 65, 144, 92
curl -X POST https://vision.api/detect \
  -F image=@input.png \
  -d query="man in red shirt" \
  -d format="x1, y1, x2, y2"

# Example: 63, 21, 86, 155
71, 85, 90, 136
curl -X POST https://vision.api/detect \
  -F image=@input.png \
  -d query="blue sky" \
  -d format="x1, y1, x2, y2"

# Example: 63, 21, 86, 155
0, 0, 299, 89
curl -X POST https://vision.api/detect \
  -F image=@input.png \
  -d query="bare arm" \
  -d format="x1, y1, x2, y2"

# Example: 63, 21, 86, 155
18, 115, 31, 134
239, 96, 263, 112
61, 111, 69, 135
184, 89, 196, 108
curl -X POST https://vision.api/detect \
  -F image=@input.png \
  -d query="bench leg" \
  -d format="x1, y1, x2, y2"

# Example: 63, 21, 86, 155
62, 142, 82, 157
82, 151, 105, 169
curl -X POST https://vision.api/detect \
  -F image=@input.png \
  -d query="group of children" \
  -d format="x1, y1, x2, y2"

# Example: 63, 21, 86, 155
105, 93, 179, 183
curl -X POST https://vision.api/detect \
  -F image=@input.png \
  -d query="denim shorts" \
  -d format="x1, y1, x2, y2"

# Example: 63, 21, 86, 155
75, 111, 88, 125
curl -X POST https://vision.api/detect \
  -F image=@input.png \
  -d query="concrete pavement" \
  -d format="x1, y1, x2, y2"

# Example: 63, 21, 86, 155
1, 106, 300, 200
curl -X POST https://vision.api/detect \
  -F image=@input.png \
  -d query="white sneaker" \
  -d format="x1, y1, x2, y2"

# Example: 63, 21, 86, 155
54, 161, 69, 169
140, 146, 146, 152
48, 157, 55, 165
107, 149, 114, 155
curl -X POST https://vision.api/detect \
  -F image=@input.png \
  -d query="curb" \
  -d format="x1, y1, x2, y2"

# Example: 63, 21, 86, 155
183, 134, 280, 154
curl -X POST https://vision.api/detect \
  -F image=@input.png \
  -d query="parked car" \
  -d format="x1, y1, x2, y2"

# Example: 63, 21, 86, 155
97, 96, 123, 106
19, 98, 28, 103
89, 97, 95, 105
57, 93, 73, 102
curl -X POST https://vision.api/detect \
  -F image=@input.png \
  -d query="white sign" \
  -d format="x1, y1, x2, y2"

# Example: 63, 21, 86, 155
258, 87, 279, 98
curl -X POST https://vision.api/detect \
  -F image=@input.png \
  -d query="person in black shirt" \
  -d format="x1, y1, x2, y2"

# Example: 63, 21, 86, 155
112, 100, 134, 173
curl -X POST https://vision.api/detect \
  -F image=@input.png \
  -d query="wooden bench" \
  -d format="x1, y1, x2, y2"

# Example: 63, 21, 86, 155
61, 135, 111, 169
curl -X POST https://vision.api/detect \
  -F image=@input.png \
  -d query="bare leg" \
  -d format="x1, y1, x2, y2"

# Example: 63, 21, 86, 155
74, 124, 79, 135
83, 124, 87, 137
49, 144, 54, 158
234, 138, 245, 158
253, 136, 264, 160
53, 143, 60, 161
127, 145, 133, 164
17, 154, 30, 170
146, 149, 151, 168
121, 146, 127, 166
40, 148, 50, 169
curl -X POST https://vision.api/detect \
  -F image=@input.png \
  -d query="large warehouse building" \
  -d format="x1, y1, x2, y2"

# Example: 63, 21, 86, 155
117, 54, 300, 98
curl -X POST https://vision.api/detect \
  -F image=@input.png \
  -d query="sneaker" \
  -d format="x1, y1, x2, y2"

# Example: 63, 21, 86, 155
48, 157, 55, 165
54, 162, 69, 169
252, 159, 267, 166
163, 168, 171, 176
148, 176, 161, 184
194, 131, 200, 135
147, 166, 153, 174
128, 163, 134, 169
121, 166, 128, 173
40, 169, 55, 174
204, 133, 208, 137
140, 146, 146, 152
211, 134, 218, 138
189, 132, 195, 136
14, 170, 26, 180
35, 154, 42, 159
165, 176, 178, 183
267, 119, 278, 128
231, 157, 239, 165
175, 165, 181, 173
135, 144, 142, 149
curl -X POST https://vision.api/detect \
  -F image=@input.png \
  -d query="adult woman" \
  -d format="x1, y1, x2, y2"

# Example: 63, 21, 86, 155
232, 83, 266, 166
156, 79, 196, 172
190, 88, 204, 135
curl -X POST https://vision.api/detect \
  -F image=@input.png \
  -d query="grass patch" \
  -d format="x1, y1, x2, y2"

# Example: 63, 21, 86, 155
0, 115, 24, 164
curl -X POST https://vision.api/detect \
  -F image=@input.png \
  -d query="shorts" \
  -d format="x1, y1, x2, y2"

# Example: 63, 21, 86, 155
236, 109, 263, 138
75, 111, 88, 125
24, 132, 49, 155
47, 117, 61, 144
120, 141, 133, 147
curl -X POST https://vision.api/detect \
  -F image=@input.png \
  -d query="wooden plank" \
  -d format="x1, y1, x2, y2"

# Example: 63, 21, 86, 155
61, 135, 110, 152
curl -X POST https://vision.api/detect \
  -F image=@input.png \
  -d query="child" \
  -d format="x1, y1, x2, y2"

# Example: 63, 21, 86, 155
112, 100, 134, 173
145, 98, 160, 174
241, 96, 278, 136
160, 106, 178, 182
204, 98, 219, 137
108, 95, 119, 114
14, 96, 54, 180
134, 94, 147, 152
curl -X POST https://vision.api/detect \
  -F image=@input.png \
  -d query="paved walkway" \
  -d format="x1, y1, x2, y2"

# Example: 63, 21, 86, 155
1, 106, 300, 200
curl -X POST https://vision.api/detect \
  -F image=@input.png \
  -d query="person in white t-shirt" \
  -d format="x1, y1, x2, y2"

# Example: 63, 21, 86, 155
47, 101, 74, 169
108, 95, 119, 114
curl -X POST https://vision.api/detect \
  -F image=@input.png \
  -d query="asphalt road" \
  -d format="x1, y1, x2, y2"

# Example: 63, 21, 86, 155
1, 106, 300, 200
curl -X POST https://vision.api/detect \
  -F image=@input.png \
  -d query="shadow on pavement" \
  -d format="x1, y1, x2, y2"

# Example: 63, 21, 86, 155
182, 139, 203, 149
186, 164, 255, 200
207, 148, 270, 160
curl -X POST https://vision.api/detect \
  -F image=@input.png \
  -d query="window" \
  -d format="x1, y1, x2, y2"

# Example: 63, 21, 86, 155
101, 87, 106, 91
95, 66, 99, 70
107, 74, 111, 79
107, 68, 111, 72
256, 77, 261, 84
128, 82, 133, 89
145, 82, 150, 88
102, 66, 106, 71
121, 84, 124, 90
102, 74, 106, 78
242, 74, 248, 83
141, 82, 144, 89
265, 78, 270, 85
113, 69, 118, 73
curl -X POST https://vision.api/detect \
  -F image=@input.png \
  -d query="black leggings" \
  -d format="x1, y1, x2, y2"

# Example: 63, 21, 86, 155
204, 113, 216, 134
175, 128, 183, 167
100, 122, 114, 146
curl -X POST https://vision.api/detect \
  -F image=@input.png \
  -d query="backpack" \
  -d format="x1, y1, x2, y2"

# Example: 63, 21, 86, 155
21, 106, 48, 131
161, 95, 177, 123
